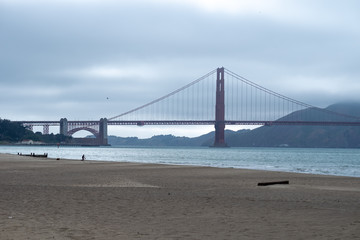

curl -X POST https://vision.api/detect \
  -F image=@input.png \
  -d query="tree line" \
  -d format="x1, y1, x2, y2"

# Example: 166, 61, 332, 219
0, 119, 72, 144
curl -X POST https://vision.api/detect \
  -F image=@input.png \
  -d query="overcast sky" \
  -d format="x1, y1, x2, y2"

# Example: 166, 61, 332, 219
1, 0, 360, 138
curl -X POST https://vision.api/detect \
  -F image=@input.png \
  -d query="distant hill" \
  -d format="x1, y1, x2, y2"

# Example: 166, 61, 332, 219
108, 130, 247, 147
227, 102, 360, 148
108, 102, 360, 148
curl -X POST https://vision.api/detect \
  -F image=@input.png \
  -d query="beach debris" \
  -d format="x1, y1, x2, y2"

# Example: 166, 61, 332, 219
18, 153, 48, 158
257, 180, 289, 186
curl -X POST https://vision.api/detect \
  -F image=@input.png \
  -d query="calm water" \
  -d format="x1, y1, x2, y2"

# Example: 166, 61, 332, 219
0, 145, 359, 177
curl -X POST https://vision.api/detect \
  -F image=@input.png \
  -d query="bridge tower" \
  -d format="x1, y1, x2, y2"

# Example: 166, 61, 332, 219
213, 67, 227, 147
60, 118, 68, 135
99, 118, 108, 145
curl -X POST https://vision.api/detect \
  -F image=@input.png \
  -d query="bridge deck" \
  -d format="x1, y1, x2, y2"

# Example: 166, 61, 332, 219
15, 120, 360, 126
108, 120, 360, 126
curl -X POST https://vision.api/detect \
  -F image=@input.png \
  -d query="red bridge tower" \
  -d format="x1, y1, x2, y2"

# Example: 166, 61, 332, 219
214, 67, 227, 147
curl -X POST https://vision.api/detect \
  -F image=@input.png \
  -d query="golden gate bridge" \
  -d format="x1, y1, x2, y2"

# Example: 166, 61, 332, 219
16, 67, 360, 146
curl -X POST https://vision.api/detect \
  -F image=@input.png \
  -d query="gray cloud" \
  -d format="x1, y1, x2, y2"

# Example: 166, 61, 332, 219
1, 0, 360, 137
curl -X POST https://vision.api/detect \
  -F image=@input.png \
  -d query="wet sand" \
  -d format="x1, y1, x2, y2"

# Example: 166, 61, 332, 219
0, 153, 359, 239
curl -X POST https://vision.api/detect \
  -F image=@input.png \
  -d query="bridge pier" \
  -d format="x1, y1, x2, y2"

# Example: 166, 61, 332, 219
59, 117, 108, 146
213, 67, 227, 147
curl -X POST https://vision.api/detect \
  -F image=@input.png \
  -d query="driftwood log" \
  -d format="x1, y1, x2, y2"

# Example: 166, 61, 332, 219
257, 180, 289, 186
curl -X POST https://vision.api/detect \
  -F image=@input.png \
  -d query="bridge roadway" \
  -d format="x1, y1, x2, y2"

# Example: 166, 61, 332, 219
15, 120, 360, 126
108, 120, 360, 126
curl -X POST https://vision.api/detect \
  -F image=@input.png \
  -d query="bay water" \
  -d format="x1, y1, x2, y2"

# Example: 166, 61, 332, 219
0, 145, 359, 178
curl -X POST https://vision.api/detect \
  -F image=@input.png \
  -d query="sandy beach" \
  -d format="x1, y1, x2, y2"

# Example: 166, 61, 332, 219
0, 153, 359, 239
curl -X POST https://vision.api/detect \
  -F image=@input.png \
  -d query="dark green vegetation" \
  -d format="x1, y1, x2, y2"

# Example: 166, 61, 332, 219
109, 102, 360, 148
0, 119, 71, 144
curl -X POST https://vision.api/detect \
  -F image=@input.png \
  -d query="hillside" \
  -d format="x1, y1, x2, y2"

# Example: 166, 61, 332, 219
227, 102, 360, 148
108, 130, 248, 147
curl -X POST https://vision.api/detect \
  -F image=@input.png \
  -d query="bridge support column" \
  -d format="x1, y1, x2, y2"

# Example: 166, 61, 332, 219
213, 67, 227, 147
99, 118, 108, 145
43, 125, 49, 135
60, 118, 68, 135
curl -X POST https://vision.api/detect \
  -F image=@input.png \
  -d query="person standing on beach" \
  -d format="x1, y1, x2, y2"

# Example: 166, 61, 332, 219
81, 154, 85, 161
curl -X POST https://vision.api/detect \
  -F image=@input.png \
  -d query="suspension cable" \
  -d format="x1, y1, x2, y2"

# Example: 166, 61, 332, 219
108, 69, 217, 120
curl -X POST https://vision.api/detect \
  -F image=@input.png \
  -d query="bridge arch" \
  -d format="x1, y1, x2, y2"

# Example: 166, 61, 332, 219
67, 127, 99, 138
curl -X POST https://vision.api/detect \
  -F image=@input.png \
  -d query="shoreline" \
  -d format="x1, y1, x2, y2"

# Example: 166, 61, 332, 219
1, 153, 360, 239
3, 152, 360, 179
